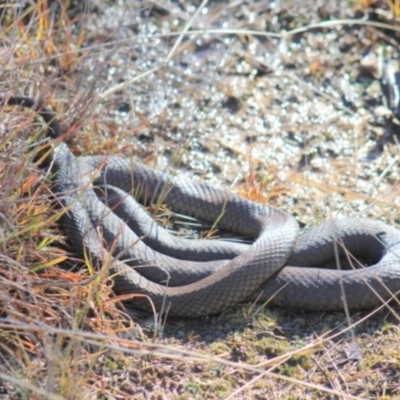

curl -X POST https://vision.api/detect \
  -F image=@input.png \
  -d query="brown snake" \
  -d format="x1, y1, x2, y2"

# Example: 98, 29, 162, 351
3, 96, 400, 317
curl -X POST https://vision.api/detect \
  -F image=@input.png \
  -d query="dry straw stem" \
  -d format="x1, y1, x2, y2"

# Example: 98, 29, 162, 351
0, 319, 365, 400
99, 17, 400, 99
29, 17, 400, 68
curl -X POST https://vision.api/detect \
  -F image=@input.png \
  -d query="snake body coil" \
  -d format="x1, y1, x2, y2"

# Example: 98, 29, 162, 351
3, 96, 400, 317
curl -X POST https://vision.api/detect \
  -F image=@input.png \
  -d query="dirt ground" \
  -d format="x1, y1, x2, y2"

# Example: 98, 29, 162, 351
1, 0, 400, 399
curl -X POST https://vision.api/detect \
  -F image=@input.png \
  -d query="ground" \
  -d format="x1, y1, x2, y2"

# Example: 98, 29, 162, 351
0, 0, 400, 399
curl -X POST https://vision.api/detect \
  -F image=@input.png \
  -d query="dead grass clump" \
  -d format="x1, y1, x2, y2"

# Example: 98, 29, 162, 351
2, 0, 400, 399
0, 89, 138, 400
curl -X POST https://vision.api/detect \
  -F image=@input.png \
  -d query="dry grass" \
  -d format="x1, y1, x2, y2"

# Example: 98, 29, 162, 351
1, 0, 400, 399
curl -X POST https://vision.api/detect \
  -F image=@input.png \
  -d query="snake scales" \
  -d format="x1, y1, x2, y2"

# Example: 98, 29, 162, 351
3, 96, 400, 317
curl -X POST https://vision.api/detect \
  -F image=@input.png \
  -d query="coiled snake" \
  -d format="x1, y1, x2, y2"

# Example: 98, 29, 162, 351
3, 96, 400, 317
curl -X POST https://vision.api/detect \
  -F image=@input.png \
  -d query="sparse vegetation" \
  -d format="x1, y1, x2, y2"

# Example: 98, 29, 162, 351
1, 1, 400, 399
